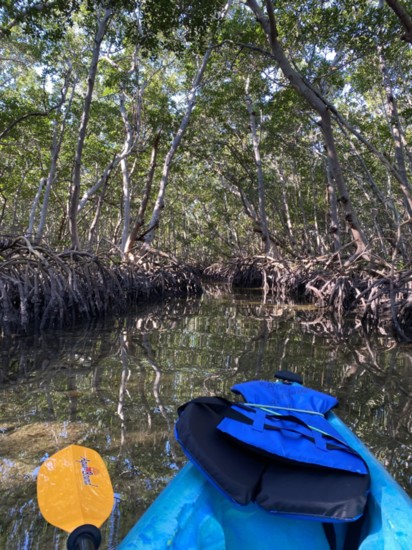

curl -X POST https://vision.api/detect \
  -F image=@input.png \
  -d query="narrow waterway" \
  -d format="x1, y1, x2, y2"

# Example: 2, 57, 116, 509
1, 289, 411, 549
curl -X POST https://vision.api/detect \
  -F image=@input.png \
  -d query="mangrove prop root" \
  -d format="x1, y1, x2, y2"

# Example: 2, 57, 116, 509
0, 237, 201, 334
2, 237, 412, 341
203, 255, 412, 341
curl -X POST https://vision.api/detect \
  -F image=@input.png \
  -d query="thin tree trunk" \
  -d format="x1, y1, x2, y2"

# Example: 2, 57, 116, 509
13, 167, 27, 229
0, 192, 7, 228
245, 77, 280, 258
87, 176, 109, 248
273, 161, 295, 245
295, 174, 310, 254
124, 130, 161, 257
26, 178, 46, 238
221, 173, 254, 213
379, 46, 412, 218
326, 158, 341, 253
320, 109, 368, 258
218, 172, 295, 256
120, 162, 132, 253
337, 119, 396, 213
119, 92, 136, 253
76, 118, 139, 215
144, 46, 213, 246
68, 6, 112, 249
78, 155, 117, 212
36, 75, 75, 243
245, 0, 369, 259
311, 166, 323, 254
77, 54, 142, 218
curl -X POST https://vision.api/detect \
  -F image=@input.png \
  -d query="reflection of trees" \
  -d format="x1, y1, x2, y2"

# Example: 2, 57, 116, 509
117, 331, 131, 448
1, 292, 412, 550
0, 297, 203, 549
315, 338, 412, 492
139, 334, 171, 429
0, 297, 202, 388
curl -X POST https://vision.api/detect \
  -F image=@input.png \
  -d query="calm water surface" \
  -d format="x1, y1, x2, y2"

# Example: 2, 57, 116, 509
1, 289, 411, 549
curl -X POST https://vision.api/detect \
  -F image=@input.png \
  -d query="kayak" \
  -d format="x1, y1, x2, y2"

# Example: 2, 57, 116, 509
119, 382, 412, 550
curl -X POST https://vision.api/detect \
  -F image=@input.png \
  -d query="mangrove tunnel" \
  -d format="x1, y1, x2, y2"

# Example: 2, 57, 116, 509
2, 1, 412, 341
1, 236, 412, 342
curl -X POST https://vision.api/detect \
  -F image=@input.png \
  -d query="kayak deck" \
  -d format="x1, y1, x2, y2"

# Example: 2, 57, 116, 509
120, 463, 343, 550
119, 413, 412, 550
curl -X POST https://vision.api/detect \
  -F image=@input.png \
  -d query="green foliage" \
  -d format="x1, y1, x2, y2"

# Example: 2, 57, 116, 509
1, 0, 412, 261
0, 1, 82, 42
139, 0, 225, 51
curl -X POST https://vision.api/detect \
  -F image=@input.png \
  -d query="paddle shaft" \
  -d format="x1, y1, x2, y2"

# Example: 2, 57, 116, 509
68, 537, 96, 550
66, 524, 102, 550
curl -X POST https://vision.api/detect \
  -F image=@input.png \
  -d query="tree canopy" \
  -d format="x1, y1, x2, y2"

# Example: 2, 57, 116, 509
1, 0, 412, 264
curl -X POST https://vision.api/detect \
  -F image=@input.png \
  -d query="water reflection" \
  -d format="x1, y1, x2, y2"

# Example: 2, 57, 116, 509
0, 291, 411, 549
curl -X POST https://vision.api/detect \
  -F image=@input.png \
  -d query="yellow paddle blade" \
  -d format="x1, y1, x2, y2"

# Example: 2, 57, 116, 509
37, 444, 114, 534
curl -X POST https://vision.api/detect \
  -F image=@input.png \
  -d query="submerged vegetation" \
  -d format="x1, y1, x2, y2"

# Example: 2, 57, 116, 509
2, 1, 412, 336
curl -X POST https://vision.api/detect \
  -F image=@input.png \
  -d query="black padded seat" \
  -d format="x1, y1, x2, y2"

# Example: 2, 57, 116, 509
175, 397, 370, 521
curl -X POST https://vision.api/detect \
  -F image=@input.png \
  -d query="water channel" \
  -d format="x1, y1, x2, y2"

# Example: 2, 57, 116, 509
1, 288, 411, 549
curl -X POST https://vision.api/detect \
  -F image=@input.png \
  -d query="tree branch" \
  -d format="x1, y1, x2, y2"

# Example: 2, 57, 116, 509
0, 98, 64, 141
0, 1, 54, 38
385, 0, 412, 43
